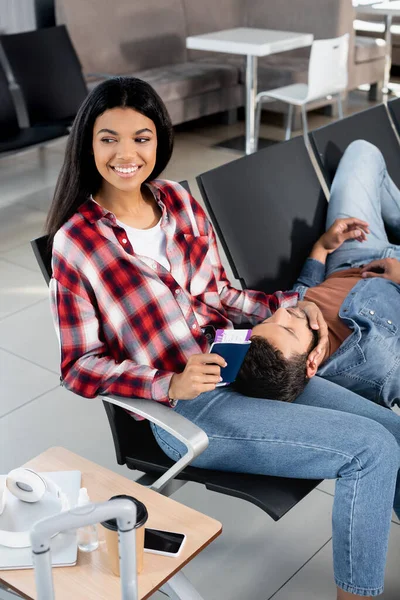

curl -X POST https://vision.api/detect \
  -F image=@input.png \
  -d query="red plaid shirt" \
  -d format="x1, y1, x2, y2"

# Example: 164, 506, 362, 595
50, 180, 298, 404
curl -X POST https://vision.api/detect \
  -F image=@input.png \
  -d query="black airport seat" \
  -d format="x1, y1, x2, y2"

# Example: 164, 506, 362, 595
310, 104, 400, 190
0, 61, 67, 157
1, 25, 87, 128
387, 97, 400, 138
34, 0, 56, 28
197, 136, 328, 294
31, 177, 320, 522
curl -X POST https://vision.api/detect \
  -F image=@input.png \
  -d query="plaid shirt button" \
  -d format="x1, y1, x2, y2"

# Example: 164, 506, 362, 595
122, 238, 127, 244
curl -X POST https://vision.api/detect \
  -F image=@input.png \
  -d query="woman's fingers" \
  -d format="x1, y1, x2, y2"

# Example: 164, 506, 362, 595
342, 217, 370, 233
189, 353, 226, 366
199, 364, 224, 376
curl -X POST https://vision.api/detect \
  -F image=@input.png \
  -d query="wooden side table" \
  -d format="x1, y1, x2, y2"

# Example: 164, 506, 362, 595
0, 447, 222, 600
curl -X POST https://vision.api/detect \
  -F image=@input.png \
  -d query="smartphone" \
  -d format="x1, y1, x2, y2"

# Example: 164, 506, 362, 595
144, 527, 186, 557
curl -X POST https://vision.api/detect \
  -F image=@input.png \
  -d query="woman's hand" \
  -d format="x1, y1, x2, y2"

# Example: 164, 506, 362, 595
168, 353, 227, 401
297, 301, 329, 368
311, 218, 370, 263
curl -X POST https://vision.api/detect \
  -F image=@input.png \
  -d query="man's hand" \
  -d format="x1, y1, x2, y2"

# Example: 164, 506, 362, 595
361, 258, 400, 284
297, 300, 329, 368
168, 353, 227, 401
311, 218, 369, 263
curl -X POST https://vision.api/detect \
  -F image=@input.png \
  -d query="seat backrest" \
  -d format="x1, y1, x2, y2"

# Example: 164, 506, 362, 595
307, 34, 349, 102
197, 137, 327, 294
0, 59, 20, 140
34, 0, 56, 28
31, 235, 53, 285
387, 97, 400, 137
1, 25, 87, 126
310, 104, 400, 189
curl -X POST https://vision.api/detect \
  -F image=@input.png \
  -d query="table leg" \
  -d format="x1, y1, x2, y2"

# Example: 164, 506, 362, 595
245, 54, 258, 155
383, 14, 393, 95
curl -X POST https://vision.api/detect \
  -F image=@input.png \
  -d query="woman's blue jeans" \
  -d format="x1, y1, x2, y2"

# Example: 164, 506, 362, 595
152, 141, 400, 596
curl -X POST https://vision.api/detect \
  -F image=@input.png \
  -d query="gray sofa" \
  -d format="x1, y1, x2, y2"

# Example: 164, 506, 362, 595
55, 0, 386, 125
55, 0, 243, 125
356, 15, 400, 70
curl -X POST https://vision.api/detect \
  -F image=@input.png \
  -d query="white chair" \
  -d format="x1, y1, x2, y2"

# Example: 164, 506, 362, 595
254, 33, 349, 148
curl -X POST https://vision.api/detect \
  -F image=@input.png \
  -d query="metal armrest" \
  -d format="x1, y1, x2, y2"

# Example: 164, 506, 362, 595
100, 395, 209, 492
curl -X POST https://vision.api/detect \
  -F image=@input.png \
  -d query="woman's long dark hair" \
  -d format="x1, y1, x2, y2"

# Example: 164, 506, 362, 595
46, 77, 174, 241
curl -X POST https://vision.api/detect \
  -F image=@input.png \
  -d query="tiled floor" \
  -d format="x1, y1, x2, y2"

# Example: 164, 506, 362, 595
1, 93, 400, 599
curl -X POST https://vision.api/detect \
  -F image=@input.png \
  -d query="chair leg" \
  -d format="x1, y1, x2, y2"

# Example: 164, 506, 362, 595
254, 97, 263, 152
337, 94, 344, 120
38, 145, 46, 169
161, 572, 205, 599
368, 81, 383, 103
135, 474, 188, 496
301, 104, 309, 145
220, 108, 238, 126
285, 104, 294, 141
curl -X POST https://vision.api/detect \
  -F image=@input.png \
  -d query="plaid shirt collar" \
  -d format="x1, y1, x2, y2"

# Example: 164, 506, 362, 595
79, 182, 166, 225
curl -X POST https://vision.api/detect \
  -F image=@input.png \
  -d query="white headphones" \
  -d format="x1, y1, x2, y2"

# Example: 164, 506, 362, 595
0, 468, 69, 548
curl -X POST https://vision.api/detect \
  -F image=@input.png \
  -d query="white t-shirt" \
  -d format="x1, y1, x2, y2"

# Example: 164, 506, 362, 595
116, 218, 170, 271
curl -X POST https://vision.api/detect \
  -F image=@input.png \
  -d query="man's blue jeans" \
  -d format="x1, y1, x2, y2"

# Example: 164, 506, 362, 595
152, 141, 400, 596
326, 139, 400, 274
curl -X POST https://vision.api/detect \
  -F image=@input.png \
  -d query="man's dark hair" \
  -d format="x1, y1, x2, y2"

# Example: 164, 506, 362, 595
234, 331, 318, 403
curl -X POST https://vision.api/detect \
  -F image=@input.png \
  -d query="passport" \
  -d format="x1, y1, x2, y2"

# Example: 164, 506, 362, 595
209, 329, 252, 386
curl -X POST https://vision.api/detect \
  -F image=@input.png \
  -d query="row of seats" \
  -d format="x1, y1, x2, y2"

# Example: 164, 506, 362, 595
199, 100, 400, 294
0, 26, 87, 156
31, 98, 400, 524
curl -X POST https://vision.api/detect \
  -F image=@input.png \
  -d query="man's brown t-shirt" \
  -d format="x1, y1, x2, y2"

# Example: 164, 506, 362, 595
304, 268, 364, 356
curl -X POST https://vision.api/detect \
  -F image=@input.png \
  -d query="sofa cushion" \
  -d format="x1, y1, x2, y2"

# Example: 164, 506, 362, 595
194, 50, 309, 86
354, 19, 385, 34
55, 0, 188, 74
355, 36, 386, 64
355, 20, 400, 47
87, 62, 240, 104
251, 51, 309, 90
193, 50, 308, 91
